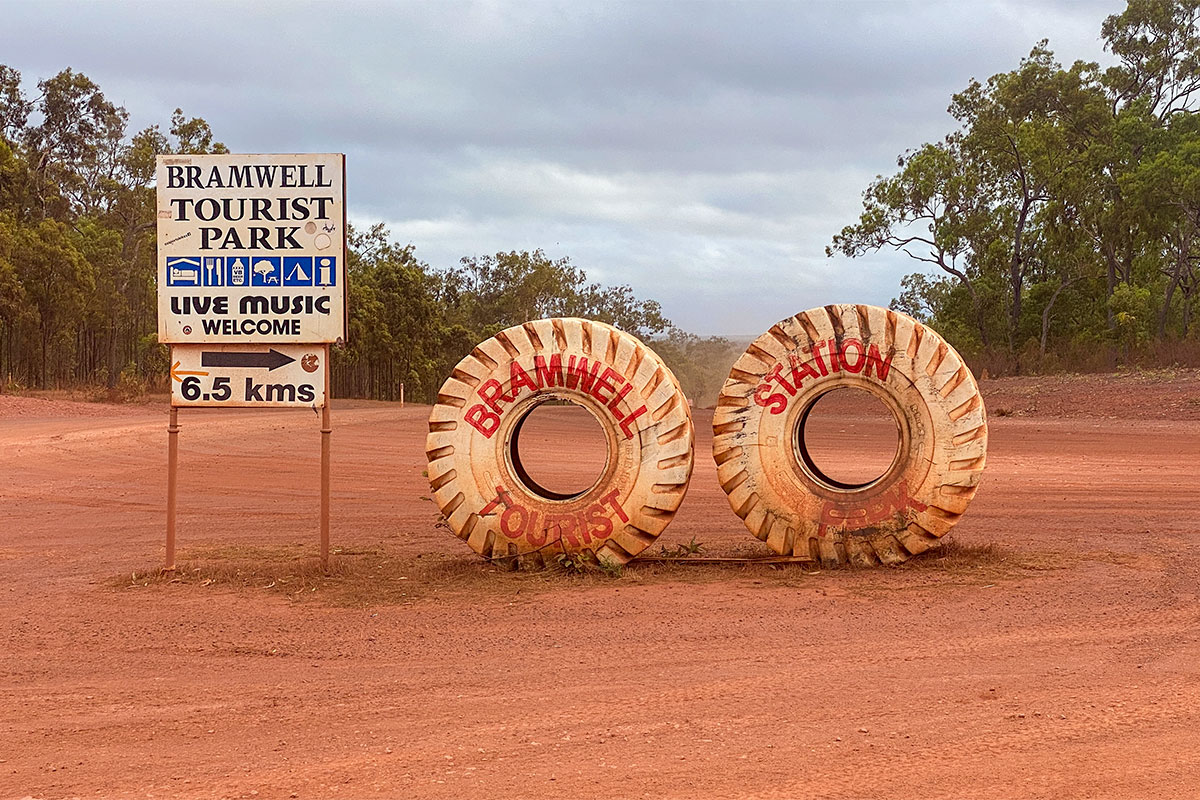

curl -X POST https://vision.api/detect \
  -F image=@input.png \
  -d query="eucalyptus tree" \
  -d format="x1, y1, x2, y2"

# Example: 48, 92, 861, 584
828, 135, 998, 349
1102, 0, 1200, 121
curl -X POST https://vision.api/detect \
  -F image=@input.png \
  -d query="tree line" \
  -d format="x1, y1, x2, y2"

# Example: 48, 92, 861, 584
336, 225, 740, 403
0, 65, 739, 404
0, 65, 229, 395
832, 0, 1200, 373
7, 0, 1187, 407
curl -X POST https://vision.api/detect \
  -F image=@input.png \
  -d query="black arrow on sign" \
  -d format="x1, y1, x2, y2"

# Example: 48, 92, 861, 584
201, 349, 295, 371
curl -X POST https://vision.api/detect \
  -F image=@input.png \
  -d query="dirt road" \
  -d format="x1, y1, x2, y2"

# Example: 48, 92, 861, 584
2, 373, 1200, 799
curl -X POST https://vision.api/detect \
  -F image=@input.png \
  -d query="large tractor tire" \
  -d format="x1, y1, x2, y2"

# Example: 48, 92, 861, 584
427, 318, 694, 569
713, 304, 987, 566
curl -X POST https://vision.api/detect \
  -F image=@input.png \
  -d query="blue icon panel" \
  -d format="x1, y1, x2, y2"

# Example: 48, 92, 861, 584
226, 257, 249, 287
167, 255, 335, 287
313, 256, 337, 286
202, 257, 225, 287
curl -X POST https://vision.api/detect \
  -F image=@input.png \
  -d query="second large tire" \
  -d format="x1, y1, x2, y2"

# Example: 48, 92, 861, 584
713, 304, 987, 566
427, 318, 694, 569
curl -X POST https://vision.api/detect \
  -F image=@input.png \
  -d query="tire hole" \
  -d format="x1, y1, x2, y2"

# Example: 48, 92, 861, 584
796, 387, 900, 491
510, 401, 609, 501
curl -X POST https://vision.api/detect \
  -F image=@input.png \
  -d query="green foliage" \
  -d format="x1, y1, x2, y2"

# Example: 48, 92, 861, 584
1109, 281, 1155, 348
336, 230, 678, 403
656, 537, 706, 558
1102, 0, 1200, 118
833, 1, 1200, 373
554, 552, 590, 573
0, 64, 237, 390
111, 362, 148, 402
444, 249, 669, 341
547, 550, 625, 578
891, 273, 938, 322
646, 328, 741, 407
0, 65, 697, 398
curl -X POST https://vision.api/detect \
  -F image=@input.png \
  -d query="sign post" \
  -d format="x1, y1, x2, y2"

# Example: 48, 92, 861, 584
166, 400, 179, 570
156, 153, 347, 571
321, 344, 332, 566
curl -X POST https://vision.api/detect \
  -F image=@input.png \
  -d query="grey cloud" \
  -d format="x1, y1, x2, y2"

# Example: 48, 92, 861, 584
2, 0, 1124, 334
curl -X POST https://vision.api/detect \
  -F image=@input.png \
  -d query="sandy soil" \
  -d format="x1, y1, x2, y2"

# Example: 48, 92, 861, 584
2, 372, 1200, 799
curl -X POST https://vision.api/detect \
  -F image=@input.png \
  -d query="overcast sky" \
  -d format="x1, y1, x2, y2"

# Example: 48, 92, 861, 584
2, 0, 1121, 335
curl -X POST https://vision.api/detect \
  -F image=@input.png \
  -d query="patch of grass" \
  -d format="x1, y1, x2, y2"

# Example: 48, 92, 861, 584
549, 551, 627, 578
554, 551, 590, 574
111, 542, 648, 606
109, 537, 1064, 607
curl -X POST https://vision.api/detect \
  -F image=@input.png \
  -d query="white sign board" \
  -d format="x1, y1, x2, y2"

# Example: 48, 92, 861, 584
170, 344, 327, 408
156, 153, 346, 344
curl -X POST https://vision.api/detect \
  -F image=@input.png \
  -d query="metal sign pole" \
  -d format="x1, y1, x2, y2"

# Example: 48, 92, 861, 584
320, 343, 332, 571
166, 360, 180, 571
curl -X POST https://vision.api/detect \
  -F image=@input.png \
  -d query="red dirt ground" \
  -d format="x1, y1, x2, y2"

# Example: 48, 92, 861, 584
3, 371, 1200, 799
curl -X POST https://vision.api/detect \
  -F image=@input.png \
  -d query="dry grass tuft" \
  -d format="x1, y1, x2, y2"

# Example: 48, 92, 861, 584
109, 536, 1057, 606
906, 538, 1010, 570
110, 543, 500, 607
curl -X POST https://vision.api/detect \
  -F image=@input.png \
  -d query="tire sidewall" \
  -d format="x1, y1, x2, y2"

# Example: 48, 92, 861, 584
752, 371, 934, 515
476, 386, 638, 553
427, 318, 694, 566
713, 304, 987, 562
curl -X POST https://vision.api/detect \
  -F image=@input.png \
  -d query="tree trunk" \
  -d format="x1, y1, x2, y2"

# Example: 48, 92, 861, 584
106, 322, 119, 388
967, 282, 991, 350
1158, 227, 1194, 339
1103, 242, 1118, 333
1008, 197, 1033, 359
1158, 270, 1181, 340
1040, 277, 1077, 359
40, 327, 49, 389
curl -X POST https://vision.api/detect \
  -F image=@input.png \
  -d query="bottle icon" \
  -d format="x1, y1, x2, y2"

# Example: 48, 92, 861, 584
230, 258, 246, 286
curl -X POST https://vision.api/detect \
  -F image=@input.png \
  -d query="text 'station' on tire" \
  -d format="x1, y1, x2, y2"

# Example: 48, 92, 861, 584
427, 318, 695, 569
712, 304, 987, 566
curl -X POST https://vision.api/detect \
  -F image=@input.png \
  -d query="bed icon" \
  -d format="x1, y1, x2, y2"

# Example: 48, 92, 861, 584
166, 257, 201, 285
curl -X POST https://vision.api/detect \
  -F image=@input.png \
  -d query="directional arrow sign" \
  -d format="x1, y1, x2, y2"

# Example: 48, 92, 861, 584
201, 348, 295, 371
170, 360, 209, 383
172, 344, 324, 408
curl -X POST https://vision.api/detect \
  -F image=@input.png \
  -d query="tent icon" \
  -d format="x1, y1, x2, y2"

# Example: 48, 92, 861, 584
283, 256, 315, 287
